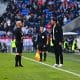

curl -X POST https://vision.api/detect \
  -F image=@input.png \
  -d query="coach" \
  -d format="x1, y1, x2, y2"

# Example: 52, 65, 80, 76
51, 17, 63, 67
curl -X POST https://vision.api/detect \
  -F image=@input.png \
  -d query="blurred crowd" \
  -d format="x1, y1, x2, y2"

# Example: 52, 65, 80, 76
0, 0, 80, 37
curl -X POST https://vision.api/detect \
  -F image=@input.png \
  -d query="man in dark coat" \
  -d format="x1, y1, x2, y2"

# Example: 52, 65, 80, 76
51, 18, 63, 67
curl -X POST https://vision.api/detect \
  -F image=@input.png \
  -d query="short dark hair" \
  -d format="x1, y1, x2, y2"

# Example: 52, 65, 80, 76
40, 24, 44, 27
16, 18, 23, 23
51, 17, 57, 22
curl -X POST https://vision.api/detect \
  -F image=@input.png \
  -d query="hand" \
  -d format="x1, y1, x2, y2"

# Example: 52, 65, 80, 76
21, 37, 24, 40
21, 36, 25, 39
37, 45, 38, 49
46, 41, 48, 45
59, 42, 62, 45
44, 45, 45, 47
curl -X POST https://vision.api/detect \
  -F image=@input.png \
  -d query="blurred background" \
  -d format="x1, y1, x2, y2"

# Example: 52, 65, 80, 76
0, 0, 80, 53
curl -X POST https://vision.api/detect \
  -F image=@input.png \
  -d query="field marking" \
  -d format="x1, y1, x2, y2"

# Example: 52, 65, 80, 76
22, 56, 80, 78
11, 53, 80, 78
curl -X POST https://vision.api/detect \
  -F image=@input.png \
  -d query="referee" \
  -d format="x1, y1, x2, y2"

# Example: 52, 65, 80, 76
14, 20, 23, 67
37, 26, 47, 61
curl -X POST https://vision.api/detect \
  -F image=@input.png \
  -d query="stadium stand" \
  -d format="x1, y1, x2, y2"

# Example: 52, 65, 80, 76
0, 0, 80, 52
0, 0, 80, 36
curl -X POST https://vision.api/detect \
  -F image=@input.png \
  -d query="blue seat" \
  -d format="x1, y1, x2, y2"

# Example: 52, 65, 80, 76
17, 0, 23, 2
21, 9, 28, 15
25, 0, 30, 4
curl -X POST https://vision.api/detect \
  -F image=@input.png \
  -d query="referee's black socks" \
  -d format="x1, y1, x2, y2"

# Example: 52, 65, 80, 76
15, 55, 19, 67
40, 53, 42, 61
15, 55, 23, 67
19, 55, 23, 67
44, 53, 46, 61
40, 53, 47, 61
19, 55, 21, 66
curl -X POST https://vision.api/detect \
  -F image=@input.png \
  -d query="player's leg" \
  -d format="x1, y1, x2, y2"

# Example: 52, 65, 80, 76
19, 53, 23, 67
59, 45, 63, 65
38, 45, 42, 61
18, 44, 23, 67
40, 51, 42, 61
53, 45, 59, 67
15, 53, 19, 67
44, 51, 47, 61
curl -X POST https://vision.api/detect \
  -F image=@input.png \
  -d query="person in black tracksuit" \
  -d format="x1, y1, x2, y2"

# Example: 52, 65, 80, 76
37, 26, 47, 61
51, 18, 63, 67
14, 20, 23, 67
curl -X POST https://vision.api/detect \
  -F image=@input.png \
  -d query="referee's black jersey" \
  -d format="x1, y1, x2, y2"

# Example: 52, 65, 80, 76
14, 27, 23, 53
14, 28, 23, 43
37, 32, 47, 46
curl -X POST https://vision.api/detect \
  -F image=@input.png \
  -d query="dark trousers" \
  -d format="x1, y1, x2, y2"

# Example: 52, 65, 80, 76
54, 44, 63, 64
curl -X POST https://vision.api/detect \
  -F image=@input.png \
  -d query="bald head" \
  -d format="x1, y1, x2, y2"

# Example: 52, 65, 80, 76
16, 21, 23, 28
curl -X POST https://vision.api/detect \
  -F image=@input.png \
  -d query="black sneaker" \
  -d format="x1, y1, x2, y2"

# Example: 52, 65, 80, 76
44, 58, 46, 61
19, 65, 24, 67
15, 65, 18, 67
40, 59, 42, 62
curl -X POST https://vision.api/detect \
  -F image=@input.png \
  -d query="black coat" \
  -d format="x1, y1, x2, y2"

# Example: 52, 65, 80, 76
51, 24, 63, 45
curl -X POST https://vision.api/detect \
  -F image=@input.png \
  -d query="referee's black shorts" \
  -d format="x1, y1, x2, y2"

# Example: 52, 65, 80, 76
16, 42, 23, 53
38, 45, 46, 51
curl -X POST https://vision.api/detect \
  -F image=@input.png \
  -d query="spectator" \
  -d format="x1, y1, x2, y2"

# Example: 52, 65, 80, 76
0, 0, 79, 37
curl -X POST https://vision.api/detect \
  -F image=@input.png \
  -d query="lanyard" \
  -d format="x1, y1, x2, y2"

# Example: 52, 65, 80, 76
53, 24, 56, 40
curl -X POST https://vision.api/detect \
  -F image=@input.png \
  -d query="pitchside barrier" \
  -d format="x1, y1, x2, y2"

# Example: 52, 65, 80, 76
0, 37, 33, 53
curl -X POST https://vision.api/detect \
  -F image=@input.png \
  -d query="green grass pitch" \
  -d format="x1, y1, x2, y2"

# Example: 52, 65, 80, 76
0, 52, 80, 80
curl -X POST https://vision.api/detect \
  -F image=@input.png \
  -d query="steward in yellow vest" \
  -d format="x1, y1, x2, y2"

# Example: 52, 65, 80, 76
11, 38, 16, 53
72, 40, 77, 52
64, 40, 68, 49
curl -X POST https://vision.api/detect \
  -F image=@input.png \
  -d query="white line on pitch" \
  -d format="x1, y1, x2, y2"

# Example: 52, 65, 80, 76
22, 56, 80, 78
11, 53, 80, 78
